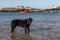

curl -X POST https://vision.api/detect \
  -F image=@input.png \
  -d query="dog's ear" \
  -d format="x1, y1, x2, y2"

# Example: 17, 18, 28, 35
27, 19, 31, 24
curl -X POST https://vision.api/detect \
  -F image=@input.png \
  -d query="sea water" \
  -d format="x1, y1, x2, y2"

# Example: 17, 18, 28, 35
0, 12, 60, 40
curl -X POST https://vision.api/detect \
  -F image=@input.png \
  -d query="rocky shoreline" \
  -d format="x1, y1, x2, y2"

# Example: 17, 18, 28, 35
0, 6, 60, 12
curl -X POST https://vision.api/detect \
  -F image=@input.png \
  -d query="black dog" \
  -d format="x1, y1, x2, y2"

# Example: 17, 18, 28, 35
11, 18, 32, 33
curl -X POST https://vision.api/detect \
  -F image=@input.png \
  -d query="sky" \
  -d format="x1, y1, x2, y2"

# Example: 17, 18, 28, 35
0, 0, 60, 9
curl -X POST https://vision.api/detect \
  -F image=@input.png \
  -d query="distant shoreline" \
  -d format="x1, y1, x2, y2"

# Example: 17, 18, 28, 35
0, 7, 60, 12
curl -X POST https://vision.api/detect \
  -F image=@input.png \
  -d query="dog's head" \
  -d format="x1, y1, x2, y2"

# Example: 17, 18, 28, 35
27, 18, 32, 24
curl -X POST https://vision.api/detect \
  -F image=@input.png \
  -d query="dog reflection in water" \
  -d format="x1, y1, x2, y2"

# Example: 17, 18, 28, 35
11, 32, 37, 40
11, 18, 32, 33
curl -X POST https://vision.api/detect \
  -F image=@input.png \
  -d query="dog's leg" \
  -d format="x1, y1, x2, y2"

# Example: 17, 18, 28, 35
28, 27, 30, 32
25, 27, 27, 33
11, 26, 16, 32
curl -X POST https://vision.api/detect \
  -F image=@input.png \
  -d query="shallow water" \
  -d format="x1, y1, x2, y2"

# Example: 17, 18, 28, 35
0, 12, 60, 40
